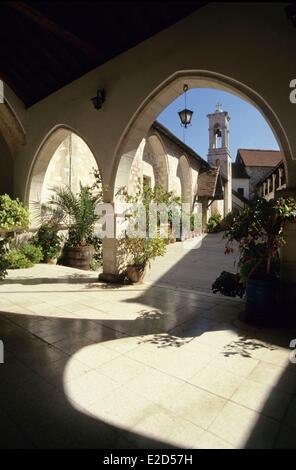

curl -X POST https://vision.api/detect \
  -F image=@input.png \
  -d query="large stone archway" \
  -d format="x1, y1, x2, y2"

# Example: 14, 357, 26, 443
26, 125, 101, 227
101, 70, 293, 279
112, 70, 293, 204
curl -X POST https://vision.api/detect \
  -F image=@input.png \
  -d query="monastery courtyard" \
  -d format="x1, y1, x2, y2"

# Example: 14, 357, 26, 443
0, 234, 296, 449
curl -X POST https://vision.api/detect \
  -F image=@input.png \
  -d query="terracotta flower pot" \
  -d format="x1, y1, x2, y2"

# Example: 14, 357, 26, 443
126, 264, 146, 283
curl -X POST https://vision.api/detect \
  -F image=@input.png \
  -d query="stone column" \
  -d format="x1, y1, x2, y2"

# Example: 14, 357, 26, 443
98, 199, 127, 283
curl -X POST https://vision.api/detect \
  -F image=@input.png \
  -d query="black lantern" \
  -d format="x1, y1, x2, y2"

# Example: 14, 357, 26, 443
178, 84, 193, 128
91, 89, 106, 109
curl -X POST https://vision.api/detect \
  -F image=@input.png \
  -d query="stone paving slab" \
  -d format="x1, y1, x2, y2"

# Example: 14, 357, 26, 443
0, 264, 295, 448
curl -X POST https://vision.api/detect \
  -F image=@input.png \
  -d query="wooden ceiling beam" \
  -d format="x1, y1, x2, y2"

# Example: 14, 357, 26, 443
7, 1, 102, 61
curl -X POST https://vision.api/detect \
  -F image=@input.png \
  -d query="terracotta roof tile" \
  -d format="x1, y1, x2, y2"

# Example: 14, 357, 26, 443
237, 149, 283, 167
197, 167, 220, 198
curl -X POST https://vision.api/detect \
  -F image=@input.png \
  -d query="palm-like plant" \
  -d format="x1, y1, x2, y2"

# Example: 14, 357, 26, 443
46, 184, 102, 247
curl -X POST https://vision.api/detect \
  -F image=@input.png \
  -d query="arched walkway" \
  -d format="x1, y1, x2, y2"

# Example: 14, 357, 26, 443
127, 132, 169, 194
104, 70, 292, 278
177, 154, 193, 205
112, 70, 292, 201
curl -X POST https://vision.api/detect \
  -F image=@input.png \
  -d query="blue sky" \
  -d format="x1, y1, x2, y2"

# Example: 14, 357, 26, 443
157, 88, 279, 161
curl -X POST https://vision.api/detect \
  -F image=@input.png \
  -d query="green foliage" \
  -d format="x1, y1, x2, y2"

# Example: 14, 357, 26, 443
20, 244, 43, 264
89, 258, 102, 271
0, 194, 29, 232
45, 184, 103, 247
86, 234, 102, 263
206, 212, 222, 233
5, 248, 32, 269
220, 212, 235, 231
118, 180, 168, 267
0, 240, 8, 280
5, 243, 43, 269
33, 224, 62, 262
224, 196, 296, 282
118, 180, 182, 237
212, 271, 245, 298
123, 236, 166, 268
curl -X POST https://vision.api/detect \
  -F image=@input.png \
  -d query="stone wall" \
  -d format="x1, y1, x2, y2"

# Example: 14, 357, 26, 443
246, 166, 273, 197
41, 133, 98, 204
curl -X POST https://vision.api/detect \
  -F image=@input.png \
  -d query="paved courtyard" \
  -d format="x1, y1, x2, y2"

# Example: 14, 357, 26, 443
144, 233, 237, 292
0, 256, 296, 448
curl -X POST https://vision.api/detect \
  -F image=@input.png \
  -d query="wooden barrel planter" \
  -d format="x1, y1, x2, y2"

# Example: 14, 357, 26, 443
65, 245, 94, 270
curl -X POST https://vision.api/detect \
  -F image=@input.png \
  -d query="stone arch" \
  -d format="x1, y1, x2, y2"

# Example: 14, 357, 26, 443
0, 100, 25, 156
127, 131, 169, 194
145, 133, 169, 190
112, 70, 293, 199
177, 154, 193, 205
26, 125, 101, 226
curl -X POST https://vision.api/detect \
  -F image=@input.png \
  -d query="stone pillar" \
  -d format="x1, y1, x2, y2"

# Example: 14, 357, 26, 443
98, 201, 126, 283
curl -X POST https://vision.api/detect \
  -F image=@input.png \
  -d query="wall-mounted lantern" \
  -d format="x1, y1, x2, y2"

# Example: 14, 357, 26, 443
91, 89, 106, 109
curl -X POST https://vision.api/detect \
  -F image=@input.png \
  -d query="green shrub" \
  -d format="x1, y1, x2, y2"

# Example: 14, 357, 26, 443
5, 244, 43, 269
123, 236, 166, 268
206, 213, 222, 233
5, 249, 33, 269
20, 244, 43, 264
33, 225, 62, 262
0, 240, 8, 280
0, 194, 29, 232
212, 271, 245, 298
90, 259, 102, 271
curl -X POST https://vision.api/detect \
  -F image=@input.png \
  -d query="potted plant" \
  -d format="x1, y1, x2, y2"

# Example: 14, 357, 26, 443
117, 180, 170, 282
222, 196, 296, 325
123, 235, 166, 283
206, 212, 222, 233
45, 184, 102, 270
33, 224, 62, 264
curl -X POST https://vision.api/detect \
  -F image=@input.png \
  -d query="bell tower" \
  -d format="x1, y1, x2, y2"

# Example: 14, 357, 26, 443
207, 103, 232, 214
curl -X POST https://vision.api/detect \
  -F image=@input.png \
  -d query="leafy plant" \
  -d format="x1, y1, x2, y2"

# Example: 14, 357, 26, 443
206, 212, 222, 233
45, 184, 103, 247
33, 224, 62, 262
0, 194, 29, 232
86, 234, 102, 263
5, 243, 43, 269
224, 196, 296, 282
212, 271, 245, 298
5, 249, 32, 269
20, 244, 43, 264
118, 180, 168, 268
123, 236, 166, 268
0, 240, 8, 280
118, 179, 181, 238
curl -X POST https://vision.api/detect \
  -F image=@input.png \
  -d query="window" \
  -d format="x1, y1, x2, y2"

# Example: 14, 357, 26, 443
237, 187, 244, 196
214, 126, 222, 149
